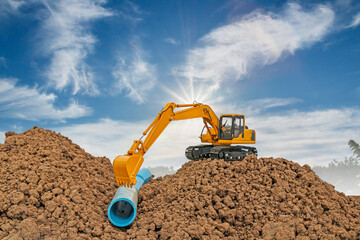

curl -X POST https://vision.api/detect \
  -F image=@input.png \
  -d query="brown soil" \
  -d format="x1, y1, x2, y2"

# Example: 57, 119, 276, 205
1, 127, 360, 239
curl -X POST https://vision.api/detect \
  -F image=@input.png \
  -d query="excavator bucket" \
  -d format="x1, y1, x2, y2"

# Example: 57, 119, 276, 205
113, 154, 144, 187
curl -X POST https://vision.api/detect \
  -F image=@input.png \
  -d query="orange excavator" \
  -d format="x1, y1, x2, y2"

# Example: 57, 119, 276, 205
113, 102, 257, 187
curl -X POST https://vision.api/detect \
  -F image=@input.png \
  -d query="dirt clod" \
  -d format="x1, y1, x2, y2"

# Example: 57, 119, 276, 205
1, 127, 360, 239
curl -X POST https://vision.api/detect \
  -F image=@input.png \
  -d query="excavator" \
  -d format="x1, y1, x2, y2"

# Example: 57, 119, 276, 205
113, 102, 257, 187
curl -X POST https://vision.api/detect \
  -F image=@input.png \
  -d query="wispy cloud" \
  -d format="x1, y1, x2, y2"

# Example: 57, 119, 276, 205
198, 97, 302, 119
347, 12, 360, 28
110, 1, 156, 104
240, 97, 302, 114
0, 0, 27, 16
174, 3, 334, 102
118, 0, 144, 25
0, 57, 7, 68
10, 124, 23, 133
39, 0, 112, 95
165, 37, 180, 46
0, 78, 92, 121
112, 41, 157, 104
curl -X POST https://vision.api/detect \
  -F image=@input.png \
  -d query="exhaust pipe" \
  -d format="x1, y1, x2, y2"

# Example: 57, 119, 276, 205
107, 168, 152, 227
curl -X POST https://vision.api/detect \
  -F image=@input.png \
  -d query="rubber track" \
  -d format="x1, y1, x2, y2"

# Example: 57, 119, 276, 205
185, 144, 257, 161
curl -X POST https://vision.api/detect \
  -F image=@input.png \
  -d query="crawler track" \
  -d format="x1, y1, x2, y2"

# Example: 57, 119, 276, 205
185, 144, 257, 161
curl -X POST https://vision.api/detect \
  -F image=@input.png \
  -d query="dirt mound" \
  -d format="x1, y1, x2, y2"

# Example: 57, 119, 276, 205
0, 127, 123, 239
1, 127, 360, 239
137, 158, 360, 239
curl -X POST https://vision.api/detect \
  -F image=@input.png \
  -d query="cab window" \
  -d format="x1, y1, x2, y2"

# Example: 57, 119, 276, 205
233, 116, 244, 138
219, 116, 233, 140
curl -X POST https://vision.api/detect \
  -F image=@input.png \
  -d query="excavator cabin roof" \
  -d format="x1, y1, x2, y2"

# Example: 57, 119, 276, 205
219, 114, 245, 118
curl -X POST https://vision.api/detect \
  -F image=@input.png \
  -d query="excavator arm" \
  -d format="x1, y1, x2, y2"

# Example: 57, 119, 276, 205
113, 102, 220, 187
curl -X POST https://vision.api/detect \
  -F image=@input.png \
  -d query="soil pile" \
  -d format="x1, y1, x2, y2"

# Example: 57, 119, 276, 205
137, 158, 360, 240
1, 127, 360, 239
0, 127, 123, 239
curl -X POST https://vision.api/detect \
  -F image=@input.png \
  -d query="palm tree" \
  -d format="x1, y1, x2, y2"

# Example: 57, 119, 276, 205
348, 140, 360, 160
313, 140, 360, 195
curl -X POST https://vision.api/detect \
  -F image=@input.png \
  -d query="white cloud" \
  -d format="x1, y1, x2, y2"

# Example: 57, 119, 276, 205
56, 100, 360, 169
240, 97, 302, 114
250, 107, 360, 166
40, 0, 112, 95
112, 42, 157, 104
57, 118, 143, 159
0, 78, 92, 120
0, 131, 4, 144
165, 38, 180, 46
57, 117, 203, 168
174, 3, 334, 102
0, 0, 27, 16
348, 12, 360, 28
6, 0, 24, 9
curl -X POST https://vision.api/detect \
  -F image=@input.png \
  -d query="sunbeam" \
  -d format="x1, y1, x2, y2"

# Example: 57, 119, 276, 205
162, 74, 219, 105
173, 75, 192, 102
160, 84, 189, 103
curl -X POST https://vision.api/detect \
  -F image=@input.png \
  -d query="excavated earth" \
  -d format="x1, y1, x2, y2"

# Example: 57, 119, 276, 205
1, 127, 360, 240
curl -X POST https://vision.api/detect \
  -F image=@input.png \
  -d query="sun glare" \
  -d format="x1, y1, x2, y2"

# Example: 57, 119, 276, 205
161, 76, 218, 105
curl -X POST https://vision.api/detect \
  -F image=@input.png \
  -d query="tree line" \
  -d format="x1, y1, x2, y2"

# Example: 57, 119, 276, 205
313, 139, 360, 195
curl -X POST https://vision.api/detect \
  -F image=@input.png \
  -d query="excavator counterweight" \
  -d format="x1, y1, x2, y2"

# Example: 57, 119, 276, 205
113, 102, 257, 187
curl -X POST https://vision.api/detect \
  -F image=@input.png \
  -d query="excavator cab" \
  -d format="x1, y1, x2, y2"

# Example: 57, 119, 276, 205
217, 114, 255, 145
219, 115, 244, 140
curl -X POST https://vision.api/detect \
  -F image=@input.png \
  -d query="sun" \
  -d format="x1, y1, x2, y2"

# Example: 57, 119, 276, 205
161, 75, 220, 105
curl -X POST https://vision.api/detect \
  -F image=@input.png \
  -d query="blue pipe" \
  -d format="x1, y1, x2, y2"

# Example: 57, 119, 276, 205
107, 168, 152, 227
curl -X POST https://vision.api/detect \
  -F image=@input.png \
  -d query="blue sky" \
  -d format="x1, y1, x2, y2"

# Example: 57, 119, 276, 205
0, 0, 360, 168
